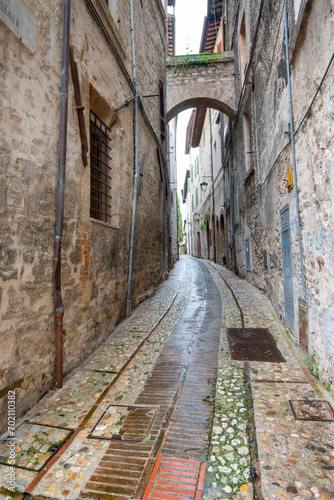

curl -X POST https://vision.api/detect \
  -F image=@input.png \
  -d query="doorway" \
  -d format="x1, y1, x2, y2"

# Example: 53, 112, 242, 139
280, 206, 294, 326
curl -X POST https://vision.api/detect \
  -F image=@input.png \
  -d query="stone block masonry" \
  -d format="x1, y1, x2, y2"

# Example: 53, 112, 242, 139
0, 0, 169, 434
167, 52, 235, 121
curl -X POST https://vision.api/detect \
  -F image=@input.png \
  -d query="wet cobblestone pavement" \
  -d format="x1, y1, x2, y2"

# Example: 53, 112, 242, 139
0, 256, 333, 500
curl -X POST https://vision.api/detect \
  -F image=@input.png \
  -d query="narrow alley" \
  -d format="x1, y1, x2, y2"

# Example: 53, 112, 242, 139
1, 257, 333, 500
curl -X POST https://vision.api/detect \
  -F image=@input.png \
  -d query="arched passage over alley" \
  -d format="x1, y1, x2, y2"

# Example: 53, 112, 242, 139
166, 52, 235, 122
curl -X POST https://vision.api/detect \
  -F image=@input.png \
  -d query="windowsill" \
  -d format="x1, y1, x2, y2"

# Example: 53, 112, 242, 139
90, 215, 120, 229
289, 0, 312, 63
92, 0, 127, 60
153, 0, 167, 24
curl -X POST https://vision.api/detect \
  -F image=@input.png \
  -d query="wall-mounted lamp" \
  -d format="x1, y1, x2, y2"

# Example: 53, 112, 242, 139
200, 176, 211, 193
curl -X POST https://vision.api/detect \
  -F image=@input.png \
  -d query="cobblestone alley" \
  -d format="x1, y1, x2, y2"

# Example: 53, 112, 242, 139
0, 256, 334, 500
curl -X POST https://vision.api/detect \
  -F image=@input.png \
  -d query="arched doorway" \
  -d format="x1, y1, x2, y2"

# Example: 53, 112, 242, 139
211, 214, 216, 262
197, 231, 201, 257
206, 222, 210, 260
216, 217, 220, 264
220, 214, 227, 265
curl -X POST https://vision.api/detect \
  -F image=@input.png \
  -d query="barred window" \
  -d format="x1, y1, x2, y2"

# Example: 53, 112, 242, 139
90, 111, 112, 223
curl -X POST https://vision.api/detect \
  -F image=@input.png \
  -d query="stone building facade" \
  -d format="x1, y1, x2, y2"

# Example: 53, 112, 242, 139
168, 117, 179, 264
185, 0, 334, 392
0, 0, 169, 433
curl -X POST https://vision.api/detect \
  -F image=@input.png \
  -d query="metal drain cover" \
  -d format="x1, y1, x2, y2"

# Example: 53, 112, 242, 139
89, 405, 157, 442
227, 328, 285, 362
0, 422, 72, 471
289, 400, 334, 421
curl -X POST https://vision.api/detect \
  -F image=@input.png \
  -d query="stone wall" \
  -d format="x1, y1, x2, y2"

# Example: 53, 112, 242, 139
224, 0, 334, 390
168, 117, 179, 263
0, 0, 168, 434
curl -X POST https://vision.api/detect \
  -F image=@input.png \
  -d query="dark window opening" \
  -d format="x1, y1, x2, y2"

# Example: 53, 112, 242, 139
90, 111, 112, 223
159, 80, 166, 139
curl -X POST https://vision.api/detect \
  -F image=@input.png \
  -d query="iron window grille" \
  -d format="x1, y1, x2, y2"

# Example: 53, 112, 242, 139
90, 111, 112, 223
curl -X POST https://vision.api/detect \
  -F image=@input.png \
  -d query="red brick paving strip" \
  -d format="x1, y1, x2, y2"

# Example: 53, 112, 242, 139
81, 261, 219, 499
143, 456, 206, 500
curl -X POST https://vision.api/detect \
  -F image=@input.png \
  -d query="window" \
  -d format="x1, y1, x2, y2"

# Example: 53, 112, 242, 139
159, 80, 166, 139
196, 188, 198, 207
239, 14, 247, 84
90, 111, 112, 223
104, 0, 118, 21
294, 0, 302, 20
243, 103, 251, 171
194, 157, 199, 177
245, 238, 251, 270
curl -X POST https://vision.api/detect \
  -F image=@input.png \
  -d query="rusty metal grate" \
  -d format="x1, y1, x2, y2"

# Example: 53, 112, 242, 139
227, 328, 285, 362
90, 110, 112, 223
289, 400, 334, 422
89, 405, 157, 442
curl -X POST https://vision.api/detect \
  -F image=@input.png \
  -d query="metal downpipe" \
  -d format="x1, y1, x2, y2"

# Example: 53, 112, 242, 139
228, 119, 235, 268
283, 1, 306, 297
54, 0, 71, 389
167, 126, 173, 267
209, 109, 216, 263
126, 0, 139, 317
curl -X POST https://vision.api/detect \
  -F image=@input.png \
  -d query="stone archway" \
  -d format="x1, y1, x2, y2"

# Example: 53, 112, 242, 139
167, 52, 235, 122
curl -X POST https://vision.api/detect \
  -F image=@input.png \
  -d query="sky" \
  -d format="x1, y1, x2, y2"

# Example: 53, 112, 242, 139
172, 0, 207, 204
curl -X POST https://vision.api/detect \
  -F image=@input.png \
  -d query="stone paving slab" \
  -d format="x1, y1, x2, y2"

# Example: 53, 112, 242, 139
0, 464, 36, 493
253, 381, 334, 500
0, 423, 72, 471
27, 372, 116, 429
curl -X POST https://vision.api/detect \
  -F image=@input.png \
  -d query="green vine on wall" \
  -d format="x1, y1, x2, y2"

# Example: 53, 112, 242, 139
304, 354, 319, 378
200, 213, 210, 229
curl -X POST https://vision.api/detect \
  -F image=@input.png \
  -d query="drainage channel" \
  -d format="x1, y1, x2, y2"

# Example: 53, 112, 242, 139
80, 259, 223, 500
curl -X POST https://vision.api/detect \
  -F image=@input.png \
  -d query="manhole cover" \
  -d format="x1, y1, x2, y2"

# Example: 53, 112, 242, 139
289, 400, 334, 421
89, 405, 157, 442
227, 328, 285, 362
0, 422, 73, 471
